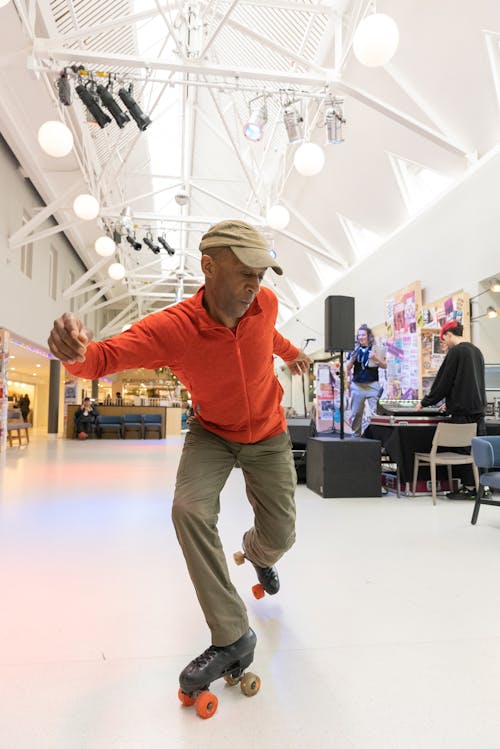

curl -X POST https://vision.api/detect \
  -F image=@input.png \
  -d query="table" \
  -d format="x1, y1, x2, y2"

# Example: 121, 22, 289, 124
364, 419, 500, 490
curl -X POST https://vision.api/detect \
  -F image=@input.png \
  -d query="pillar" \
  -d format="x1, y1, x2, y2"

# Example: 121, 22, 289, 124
48, 359, 61, 434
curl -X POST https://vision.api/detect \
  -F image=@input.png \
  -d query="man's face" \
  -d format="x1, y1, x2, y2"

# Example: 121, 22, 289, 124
203, 249, 266, 321
442, 332, 454, 350
83, 399, 91, 407
357, 329, 369, 346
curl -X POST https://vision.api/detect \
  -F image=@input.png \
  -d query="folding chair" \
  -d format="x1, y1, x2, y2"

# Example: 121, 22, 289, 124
412, 422, 479, 505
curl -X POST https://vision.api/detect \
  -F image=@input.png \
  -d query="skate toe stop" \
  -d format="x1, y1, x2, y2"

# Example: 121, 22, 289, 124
252, 583, 265, 599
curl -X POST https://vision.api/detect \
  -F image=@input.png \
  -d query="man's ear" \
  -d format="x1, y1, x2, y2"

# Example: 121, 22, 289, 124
201, 253, 216, 278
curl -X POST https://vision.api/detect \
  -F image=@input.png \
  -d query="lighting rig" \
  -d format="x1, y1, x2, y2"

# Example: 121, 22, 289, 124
56, 67, 152, 132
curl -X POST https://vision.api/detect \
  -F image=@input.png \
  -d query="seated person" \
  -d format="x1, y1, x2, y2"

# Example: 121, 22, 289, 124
74, 397, 99, 439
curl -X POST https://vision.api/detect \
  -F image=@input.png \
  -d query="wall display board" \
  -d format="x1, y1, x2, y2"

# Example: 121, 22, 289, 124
420, 290, 470, 397
384, 281, 423, 400
0, 329, 9, 454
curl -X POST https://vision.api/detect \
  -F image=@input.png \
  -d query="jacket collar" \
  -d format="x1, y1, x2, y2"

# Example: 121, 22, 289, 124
191, 285, 263, 330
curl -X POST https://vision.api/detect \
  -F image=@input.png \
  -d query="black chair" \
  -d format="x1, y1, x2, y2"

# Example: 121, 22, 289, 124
122, 413, 144, 438
142, 413, 162, 438
96, 415, 123, 438
471, 436, 500, 525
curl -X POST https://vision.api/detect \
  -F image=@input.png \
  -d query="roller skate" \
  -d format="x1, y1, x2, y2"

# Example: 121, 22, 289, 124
233, 548, 280, 599
178, 628, 260, 719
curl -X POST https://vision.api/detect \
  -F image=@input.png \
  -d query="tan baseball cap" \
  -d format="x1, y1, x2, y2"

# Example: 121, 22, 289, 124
199, 219, 283, 275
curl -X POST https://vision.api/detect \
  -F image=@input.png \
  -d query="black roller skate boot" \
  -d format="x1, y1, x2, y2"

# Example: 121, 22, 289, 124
233, 545, 280, 599
178, 628, 260, 718
250, 560, 280, 595
179, 627, 257, 695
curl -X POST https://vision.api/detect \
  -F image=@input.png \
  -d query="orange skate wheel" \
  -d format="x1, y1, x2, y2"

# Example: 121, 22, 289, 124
178, 688, 196, 707
252, 583, 265, 599
233, 551, 245, 565
195, 690, 218, 719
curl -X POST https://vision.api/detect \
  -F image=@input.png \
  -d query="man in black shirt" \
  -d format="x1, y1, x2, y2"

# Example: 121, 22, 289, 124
416, 320, 486, 497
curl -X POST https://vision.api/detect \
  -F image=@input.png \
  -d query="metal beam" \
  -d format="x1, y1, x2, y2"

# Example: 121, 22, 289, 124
62, 256, 112, 298
8, 178, 81, 247
32, 41, 335, 87
337, 80, 469, 158
200, 0, 240, 57
207, 87, 260, 197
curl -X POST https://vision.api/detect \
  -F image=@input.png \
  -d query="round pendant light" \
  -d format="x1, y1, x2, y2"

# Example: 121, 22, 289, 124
353, 13, 399, 67
94, 235, 116, 257
266, 205, 290, 231
73, 194, 100, 221
108, 262, 126, 280
293, 142, 325, 177
38, 120, 74, 158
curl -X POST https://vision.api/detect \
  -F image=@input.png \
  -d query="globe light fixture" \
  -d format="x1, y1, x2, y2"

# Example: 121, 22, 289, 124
266, 205, 290, 231
108, 262, 126, 280
94, 235, 116, 257
353, 13, 399, 67
38, 120, 74, 158
293, 142, 325, 177
486, 306, 499, 319
73, 193, 100, 220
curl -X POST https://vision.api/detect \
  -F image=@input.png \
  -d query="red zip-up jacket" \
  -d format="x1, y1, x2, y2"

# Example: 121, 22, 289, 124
64, 286, 300, 443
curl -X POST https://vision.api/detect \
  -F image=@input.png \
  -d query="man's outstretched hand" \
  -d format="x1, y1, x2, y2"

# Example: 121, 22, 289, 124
48, 313, 93, 364
286, 350, 313, 375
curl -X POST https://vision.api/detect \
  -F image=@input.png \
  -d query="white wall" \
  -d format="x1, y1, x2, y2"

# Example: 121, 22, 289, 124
0, 136, 98, 348
279, 146, 500, 361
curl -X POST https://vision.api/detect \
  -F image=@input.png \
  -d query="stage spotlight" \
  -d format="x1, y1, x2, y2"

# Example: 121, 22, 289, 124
325, 98, 345, 144
75, 83, 111, 128
243, 97, 268, 141
158, 235, 175, 256
57, 69, 72, 106
283, 107, 303, 144
118, 85, 152, 131
126, 234, 142, 251
143, 235, 161, 254
96, 83, 130, 128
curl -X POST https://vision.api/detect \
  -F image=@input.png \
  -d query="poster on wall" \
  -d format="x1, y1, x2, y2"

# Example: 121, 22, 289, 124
421, 290, 469, 333
315, 362, 353, 435
384, 281, 423, 400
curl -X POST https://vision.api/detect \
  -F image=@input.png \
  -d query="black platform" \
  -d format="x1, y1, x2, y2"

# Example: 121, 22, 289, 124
306, 435, 381, 498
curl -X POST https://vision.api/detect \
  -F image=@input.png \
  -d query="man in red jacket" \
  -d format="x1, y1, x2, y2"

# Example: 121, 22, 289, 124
48, 219, 311, 698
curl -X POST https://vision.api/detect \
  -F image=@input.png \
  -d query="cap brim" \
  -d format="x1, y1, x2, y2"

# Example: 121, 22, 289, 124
230, 246, 283, 275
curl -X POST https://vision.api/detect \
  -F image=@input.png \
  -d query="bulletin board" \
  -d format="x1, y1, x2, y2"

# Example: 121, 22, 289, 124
420, 289, 470, 396
384, 281, 422, 400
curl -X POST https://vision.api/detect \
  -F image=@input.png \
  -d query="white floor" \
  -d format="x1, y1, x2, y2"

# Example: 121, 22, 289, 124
2, 435, 500, 749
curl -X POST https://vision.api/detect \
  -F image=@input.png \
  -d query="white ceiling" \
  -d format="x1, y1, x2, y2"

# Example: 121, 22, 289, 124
0, 0, 499, 336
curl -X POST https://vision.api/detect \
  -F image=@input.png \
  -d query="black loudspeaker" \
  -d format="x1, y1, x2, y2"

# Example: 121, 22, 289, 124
306, 436, 381, 497
324, 295, 355, 351
287, 418, 311, 449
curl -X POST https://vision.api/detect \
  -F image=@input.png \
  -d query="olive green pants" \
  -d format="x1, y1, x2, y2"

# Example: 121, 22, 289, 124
172, 419, 297, 646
